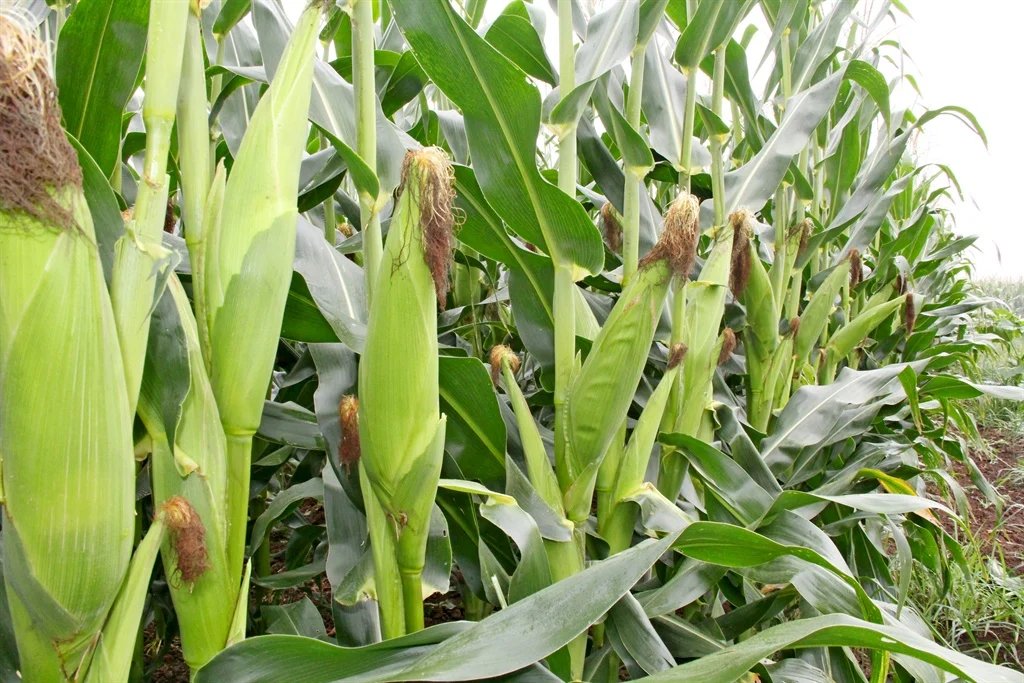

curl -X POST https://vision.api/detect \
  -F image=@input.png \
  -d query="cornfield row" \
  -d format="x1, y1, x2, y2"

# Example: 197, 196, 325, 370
1, 0, 1021, 682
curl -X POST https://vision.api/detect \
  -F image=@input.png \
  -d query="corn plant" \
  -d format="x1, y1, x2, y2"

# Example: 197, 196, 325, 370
3, 1, 1024, 682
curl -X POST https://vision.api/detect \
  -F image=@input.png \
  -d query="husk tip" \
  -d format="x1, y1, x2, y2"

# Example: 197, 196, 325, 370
489, 345, 520, 384
641, 193, 699, 277
399, 147, 456, 307
161, 497, 210, 583
338, 395, 360, 473
0, 14, 82, 228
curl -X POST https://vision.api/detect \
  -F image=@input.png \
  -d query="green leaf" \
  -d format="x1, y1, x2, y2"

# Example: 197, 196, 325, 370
642, 36, 710, 172
196, 532, 680, 681
484, 3, 557, 85
55, 0, 148, 177
789, 0, 855, 93
761, 363, 922, 479
846, 59, 891, 126
139, 286, 191, 450
0, 548, 20, 683
452, 164, 558, 367
391, 0, 604, 274
643, 614, 1022, 683
549, 0, 640, 129
263, 598, 328, 640
605, 593, 674, 674
68, 135, 123, 285
292, 218, 367, 351
249, 477, 324, 555
720, 70, 844, 218
659, 434, 773, 526
439, 357, 507, 487
258, 402, 326, 451
215, 0, 253, 37
254, 0, 404, 200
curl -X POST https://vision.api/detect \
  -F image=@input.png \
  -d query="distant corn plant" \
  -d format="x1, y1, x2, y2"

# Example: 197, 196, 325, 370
2, 1, 1023, 683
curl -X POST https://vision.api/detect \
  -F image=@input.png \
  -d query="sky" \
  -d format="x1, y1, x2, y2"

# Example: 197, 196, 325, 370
891, 0, 1024, 278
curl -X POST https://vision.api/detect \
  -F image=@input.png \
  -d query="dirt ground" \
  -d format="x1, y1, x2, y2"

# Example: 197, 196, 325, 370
950, 428, 1024, 572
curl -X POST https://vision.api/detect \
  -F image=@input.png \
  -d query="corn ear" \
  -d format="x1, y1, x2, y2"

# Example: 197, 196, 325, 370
742, 242, 778, 431
826, 295, 905, 361
359, 148, 452, 510
602, 361, 682, 553
675, 219, 735, 435
561, 216, 690, 520
492, 347, 564, 515
359, 147, 455, 634
657, 218, 734, 500
205, 3, 320, 434
84, 514, 168, 683
0, 20, 135, 679
137, 277, 234, 671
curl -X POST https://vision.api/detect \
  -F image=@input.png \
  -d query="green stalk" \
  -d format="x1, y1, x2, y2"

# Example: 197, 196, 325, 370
110, 0, 188, 414
660, 39, 728, 503
678, 66, 698, 191
553, 0, 578, 491
709, 48, 727, 227
621, 43, 647, 283
359, 467, 405, 639
226, 432, 253, 582
353, 0, 382, 302
552, 10, 585, 676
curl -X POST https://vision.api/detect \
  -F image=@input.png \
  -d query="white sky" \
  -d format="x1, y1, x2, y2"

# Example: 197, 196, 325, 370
891, 1, 1024, 278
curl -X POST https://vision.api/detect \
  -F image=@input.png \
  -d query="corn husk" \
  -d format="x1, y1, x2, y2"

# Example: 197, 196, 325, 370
0, 19, 133, 678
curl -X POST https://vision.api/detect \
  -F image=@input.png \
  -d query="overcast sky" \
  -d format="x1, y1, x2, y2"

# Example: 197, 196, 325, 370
890, 1, 1024, 278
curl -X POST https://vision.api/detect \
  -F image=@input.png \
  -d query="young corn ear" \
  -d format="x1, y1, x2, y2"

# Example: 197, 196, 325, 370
137, 277, 235, 672
602, 351, 684, 552
358, 147, 454, 634
560, 208, 693, 521
657, 212, 735, 500
741, 233, 779, 431
0, 19, 134, 678
491, 346, 563, 516
793, 260, 851, 363
199, 3, 321, 578
601, 201, 623, 253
